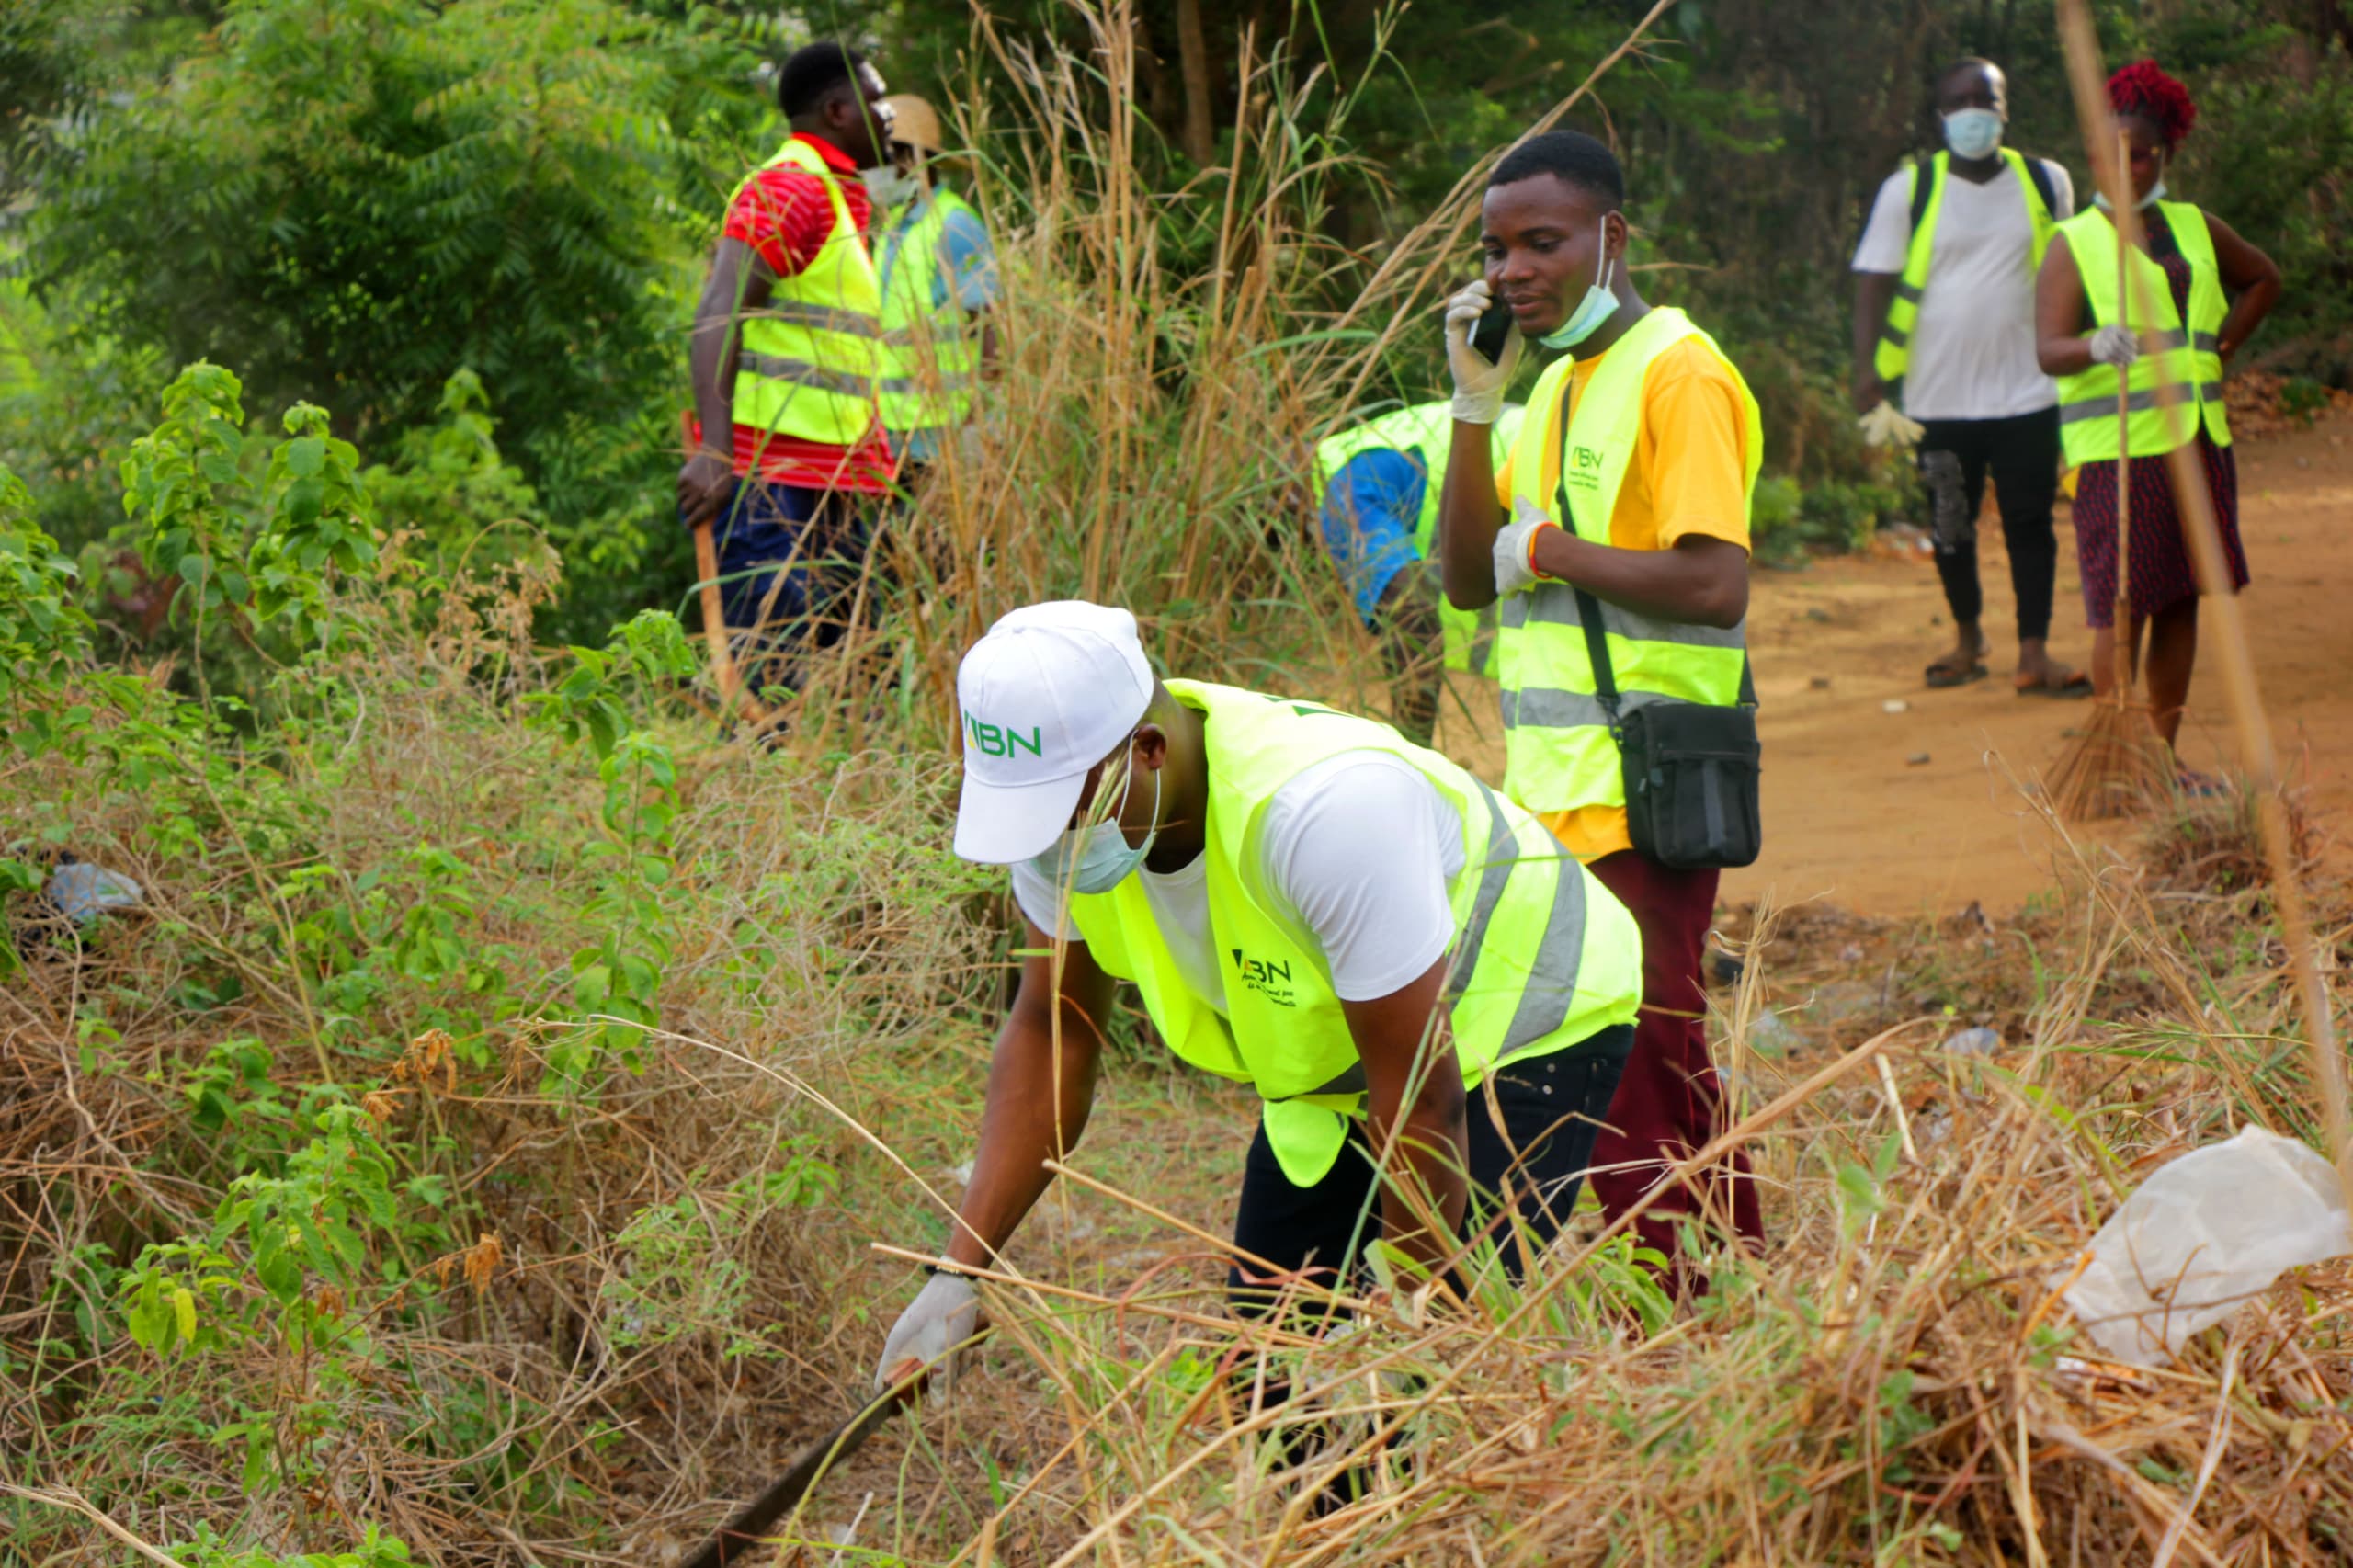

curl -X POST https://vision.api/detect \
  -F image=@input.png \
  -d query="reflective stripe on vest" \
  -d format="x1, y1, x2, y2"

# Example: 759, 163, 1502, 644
2052, 201, 2234, 466
877, 187, 983, 437
1059, 680, 1643, 1187
1313, 403, 1525, 676
1497, 307, 1763, 815
1874, 150, 2058, 385
729, 140, 884, 446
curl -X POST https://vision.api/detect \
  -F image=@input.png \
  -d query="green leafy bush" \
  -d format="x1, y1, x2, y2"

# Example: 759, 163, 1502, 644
0, 460, 94, 749
25, 0, 764, 636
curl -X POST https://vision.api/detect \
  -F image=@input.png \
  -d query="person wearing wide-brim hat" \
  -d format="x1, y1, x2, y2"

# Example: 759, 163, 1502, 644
866, 92, 1002, 477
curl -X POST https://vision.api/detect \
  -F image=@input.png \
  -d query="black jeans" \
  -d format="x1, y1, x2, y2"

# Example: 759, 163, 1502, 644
1916, 406, 2061, 642
1226, 1026, 1634, 1314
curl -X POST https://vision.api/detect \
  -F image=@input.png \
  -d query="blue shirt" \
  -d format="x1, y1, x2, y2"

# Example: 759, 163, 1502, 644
880, 187, 1000, 460
1318, 448, 1428, 622
880, 188, 1001, 314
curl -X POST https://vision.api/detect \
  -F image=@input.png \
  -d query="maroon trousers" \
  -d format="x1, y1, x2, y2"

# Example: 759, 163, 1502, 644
1584, 850, 1765, 1267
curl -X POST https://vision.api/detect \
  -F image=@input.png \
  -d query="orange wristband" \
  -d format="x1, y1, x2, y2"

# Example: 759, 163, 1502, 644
1528, 521, 1562, 580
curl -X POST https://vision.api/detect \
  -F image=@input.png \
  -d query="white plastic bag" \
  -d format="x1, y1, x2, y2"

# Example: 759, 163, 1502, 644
2057, 1126, 2351, 1367
47, 860, 144, 924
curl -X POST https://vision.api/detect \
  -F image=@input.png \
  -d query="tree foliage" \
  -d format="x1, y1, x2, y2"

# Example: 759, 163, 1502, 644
23, 0, 783, 635
9, 0, 2353, 635
33, 0, 742, 452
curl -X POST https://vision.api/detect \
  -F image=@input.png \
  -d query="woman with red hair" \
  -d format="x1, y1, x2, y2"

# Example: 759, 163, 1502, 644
2035, 61, 2283, 784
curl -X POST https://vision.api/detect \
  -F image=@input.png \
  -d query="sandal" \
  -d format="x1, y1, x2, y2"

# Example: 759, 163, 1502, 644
1925, 653, 1988, 689
2174, 767, 2230, 799
2014, 668, 2094, 699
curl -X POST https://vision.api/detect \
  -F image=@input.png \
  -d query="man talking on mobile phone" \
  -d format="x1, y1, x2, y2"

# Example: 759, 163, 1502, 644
1436, 131, 1768, 1282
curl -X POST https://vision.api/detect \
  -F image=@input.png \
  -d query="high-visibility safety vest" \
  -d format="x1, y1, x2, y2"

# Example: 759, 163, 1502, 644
729, 140, 884, 446
1496, 307, 1763, 814
1313, 403, 1526, 676
1873, 149, 2060, 386
1058, 679, 1643, 1187
2051, 201, 2234, 468
877, 186, 984, 440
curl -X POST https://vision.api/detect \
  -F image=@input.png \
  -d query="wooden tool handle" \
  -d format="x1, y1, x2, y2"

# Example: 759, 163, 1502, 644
2112, 128, 2133, 679
679, 406, 775, 733
693, 519, 746, 721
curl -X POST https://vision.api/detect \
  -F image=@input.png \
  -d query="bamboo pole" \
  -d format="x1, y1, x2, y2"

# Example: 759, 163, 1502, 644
2054, 0, 2351, 1207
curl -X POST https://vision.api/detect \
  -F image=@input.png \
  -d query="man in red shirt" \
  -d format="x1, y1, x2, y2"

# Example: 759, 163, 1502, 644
678, 42, 896, 697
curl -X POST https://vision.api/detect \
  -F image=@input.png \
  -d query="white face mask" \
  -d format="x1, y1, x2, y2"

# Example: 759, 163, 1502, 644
1941, 108, 2005, 160
861, 164, 921, 210
2094, 178, 2167, 213
1028, 748, 1161, 896
1538, 220, 1620, 351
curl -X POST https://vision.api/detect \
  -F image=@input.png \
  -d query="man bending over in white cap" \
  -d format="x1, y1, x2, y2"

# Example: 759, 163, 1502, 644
873, 600, 1645, 1391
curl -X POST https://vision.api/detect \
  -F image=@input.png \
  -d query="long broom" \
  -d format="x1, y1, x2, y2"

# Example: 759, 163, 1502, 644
2047, 0, 2351, 1211
2047, 129, 2170, 821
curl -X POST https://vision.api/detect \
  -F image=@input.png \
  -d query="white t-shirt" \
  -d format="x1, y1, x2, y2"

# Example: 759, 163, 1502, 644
1852, 157, 2075, 421
1009, 751, 1463, 1006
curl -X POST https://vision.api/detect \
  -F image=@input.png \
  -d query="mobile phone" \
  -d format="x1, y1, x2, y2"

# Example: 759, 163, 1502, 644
1470, 297, 1515, 364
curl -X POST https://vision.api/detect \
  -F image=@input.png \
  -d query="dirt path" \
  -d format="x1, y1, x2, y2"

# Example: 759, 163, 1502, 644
1437, 406, 2353, 917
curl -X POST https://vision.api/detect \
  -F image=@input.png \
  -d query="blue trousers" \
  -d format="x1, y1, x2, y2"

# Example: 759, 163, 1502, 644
688, 477, 873, 694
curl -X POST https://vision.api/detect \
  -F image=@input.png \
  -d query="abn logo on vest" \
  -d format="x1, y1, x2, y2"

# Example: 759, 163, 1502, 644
1565, 444, 1605, 490
1231, 949, 1297, 1006
963, 710, 1043, 761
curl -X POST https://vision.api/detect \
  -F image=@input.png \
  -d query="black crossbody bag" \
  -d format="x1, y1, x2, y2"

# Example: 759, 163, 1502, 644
1550, 385, 1763, 870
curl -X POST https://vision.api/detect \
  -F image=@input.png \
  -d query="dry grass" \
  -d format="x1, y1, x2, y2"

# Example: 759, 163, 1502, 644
7, 586, 2350, 1567
778, 805, 2352, 1567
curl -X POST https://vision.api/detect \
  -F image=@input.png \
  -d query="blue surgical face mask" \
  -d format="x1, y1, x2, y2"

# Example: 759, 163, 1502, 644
1941, 108, 2005, 161
1538, 222, 1620, 351
1029, 751, 1161, 896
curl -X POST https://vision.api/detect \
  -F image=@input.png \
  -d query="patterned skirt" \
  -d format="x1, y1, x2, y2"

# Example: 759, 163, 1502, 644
2071, 431, 2247, 630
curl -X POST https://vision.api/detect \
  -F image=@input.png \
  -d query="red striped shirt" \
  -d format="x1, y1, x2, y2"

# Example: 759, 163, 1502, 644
712, 132, 894, 494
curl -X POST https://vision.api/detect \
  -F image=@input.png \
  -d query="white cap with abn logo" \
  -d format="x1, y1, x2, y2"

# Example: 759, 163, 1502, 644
953, 601, 1154, 864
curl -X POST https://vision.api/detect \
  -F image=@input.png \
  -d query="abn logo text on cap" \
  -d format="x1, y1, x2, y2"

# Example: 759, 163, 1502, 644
964, 710, 1043, 760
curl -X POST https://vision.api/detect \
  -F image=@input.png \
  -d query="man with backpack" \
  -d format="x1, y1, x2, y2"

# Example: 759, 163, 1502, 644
1852, 57, 2088, 698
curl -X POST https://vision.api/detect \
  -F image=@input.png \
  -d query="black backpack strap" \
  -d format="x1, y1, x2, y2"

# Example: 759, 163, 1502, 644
1906, 155, 1938, 237
2020, 154, 2059, 221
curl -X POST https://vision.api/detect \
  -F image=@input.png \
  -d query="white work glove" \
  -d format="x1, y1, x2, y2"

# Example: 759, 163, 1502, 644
1857, 399, 1926, 450
1491, 496, 1556, 598
874, 1271, 982, 1404
2088, 324, 2141, 368
1443, 278, 1521, 426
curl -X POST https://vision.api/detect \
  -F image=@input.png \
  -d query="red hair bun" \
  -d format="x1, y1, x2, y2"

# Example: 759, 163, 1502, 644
2109, 60, 2197, 148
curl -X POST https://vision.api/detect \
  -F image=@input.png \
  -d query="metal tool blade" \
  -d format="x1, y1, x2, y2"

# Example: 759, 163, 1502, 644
676, 1381, 915, 1568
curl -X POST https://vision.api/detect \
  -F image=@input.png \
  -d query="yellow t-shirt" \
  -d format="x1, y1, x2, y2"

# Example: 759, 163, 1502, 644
1493, 335, 1754, 862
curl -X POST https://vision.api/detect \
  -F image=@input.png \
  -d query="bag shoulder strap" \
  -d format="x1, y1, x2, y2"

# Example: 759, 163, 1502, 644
1548, 373, 1622, 730
1548, 373, 1755, 728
